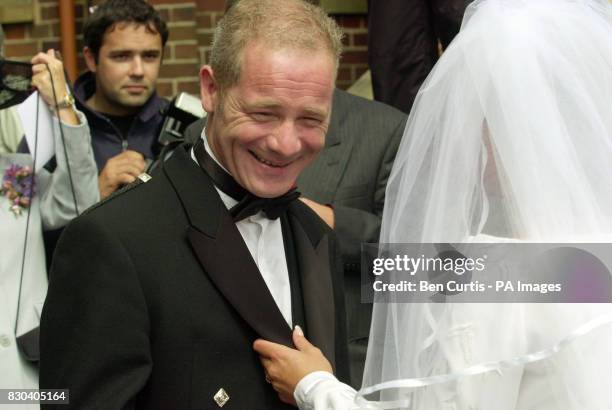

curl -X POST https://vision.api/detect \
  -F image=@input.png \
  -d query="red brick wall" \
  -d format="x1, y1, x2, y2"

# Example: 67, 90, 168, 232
3, 1, 368, 98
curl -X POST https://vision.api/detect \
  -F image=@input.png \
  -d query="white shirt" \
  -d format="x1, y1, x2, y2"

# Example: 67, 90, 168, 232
191, 134, 293, 327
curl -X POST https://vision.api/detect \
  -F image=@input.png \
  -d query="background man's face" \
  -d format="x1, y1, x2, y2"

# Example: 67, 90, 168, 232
88, 23, 162, 115
205, 43, 335, 198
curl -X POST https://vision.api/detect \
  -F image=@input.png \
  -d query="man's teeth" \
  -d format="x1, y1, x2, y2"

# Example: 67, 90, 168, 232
252, 152, 285, 167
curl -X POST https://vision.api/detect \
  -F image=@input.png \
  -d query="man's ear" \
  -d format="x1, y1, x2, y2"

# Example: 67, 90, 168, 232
83, 47, 97, 73
199, 65, 218, 114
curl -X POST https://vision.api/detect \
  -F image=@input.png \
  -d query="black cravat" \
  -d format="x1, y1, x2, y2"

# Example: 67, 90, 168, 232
193, 139, 300, 222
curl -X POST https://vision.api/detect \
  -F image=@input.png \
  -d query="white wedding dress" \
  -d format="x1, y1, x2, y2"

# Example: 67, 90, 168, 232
293, 0, 612, 408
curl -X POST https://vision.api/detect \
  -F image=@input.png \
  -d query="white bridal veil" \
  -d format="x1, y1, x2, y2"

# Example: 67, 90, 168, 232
360, 0, 612, 408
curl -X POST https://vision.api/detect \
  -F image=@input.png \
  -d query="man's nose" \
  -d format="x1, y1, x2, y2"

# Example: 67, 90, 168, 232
130, 56, 145, 77
269, 121, 302, 157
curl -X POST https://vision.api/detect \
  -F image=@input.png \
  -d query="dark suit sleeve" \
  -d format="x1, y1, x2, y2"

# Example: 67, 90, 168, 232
40, 215, 151, 409
328, 231, 351, 384
333, 115, 404, 271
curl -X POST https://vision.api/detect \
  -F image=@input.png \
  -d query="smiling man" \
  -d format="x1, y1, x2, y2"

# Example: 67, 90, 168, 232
75, 0, 169, 198
40, 1, 349, 409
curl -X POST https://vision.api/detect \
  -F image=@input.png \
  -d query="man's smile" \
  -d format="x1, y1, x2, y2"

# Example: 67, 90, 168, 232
249, 150, 294, 168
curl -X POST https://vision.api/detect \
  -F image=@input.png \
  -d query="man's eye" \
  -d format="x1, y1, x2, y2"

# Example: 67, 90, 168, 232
251, 112, 274, 121
143, 53, 160, 61
300, 117, 323, 127
111, 54, 130, 61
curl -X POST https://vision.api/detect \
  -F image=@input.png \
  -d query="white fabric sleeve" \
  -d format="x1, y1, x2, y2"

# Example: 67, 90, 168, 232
38, 110, 100, 229
294, 371, 359, 410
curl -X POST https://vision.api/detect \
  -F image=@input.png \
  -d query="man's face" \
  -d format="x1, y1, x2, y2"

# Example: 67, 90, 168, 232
201, 43, 335, 198
85, 23, 162, 115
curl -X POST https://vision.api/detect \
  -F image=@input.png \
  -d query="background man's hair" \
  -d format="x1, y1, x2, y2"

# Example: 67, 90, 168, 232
211, 0, 343, 92
83, 0, 169, 61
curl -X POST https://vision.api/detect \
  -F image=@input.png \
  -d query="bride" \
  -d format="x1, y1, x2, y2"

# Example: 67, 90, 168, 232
254, 0, 612, 409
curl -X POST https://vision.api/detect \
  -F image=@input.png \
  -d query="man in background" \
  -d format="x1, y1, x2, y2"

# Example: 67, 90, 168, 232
76, 0, 168, 198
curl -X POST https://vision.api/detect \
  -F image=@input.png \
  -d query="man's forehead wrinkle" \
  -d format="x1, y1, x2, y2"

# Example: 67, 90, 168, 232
245, 70, 332, 88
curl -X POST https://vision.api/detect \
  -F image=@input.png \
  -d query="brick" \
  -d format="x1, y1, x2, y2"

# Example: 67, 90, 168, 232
163, 45, 173, 59
4, 41, 39, 58
160, 62, 199, 77
341, 50, 368, 64
171, 6, 197, 21
157, 8, 171, 22
156, 80, 175, 98
41, 5, 59, 20
197, 32, 214, 47
174, 43, 199, 59
336, 67, 351, 82
199, 47, 207, 65
196, 0, 225, 12
177, 79, 201, 95
42, 40, 60, 51
168, 25, 196, 41
353, 33, 367, 47
196, 13, 212, 28
338, 16, 362, 29
3, 25, 26, 40
28, 23, 51, 39
210, 12, 223, 26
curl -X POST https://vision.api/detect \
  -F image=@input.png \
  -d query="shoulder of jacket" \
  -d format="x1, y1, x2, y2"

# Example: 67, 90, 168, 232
81, 173, 153, 216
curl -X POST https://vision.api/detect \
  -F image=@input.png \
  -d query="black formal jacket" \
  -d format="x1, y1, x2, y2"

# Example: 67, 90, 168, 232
39, 145, 349, 409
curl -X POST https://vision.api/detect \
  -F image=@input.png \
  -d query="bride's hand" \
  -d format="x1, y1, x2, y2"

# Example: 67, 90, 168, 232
253, 326, 333, 405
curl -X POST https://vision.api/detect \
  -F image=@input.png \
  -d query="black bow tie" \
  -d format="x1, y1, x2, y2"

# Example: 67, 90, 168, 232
194, 139, 300, 222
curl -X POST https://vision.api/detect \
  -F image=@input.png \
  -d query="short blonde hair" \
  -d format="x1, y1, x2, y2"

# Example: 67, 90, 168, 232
210, 0, 343, 91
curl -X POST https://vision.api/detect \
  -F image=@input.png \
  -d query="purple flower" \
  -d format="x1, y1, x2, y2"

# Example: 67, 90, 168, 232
1, 163, 36, 217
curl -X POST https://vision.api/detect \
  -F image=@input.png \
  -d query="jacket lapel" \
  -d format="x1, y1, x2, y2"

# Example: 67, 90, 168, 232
163, 146, 292, 347
287, 204, 337, 369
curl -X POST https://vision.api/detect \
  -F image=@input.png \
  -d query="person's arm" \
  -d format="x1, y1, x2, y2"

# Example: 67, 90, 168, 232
31, 50, 99, 229
254, 327, 358, 410
40, 215, 152, 409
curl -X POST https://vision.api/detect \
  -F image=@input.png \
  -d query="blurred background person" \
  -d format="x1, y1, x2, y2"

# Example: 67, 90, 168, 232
0, 48, 98, 399
368, 0, 468, 114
